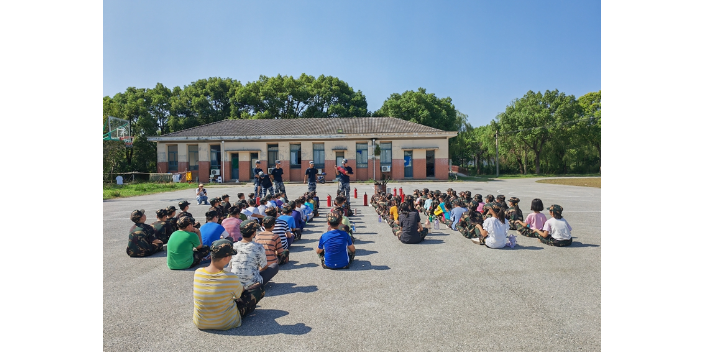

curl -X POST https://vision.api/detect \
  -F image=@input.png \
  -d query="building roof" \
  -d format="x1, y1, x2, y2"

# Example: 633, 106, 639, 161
150, 117, 454, 141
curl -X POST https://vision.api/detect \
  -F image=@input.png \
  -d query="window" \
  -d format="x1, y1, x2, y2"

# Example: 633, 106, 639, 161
290, 144, 301, 168
268, 144, 279, 165
168, 145, 178, 171
210, 145, 221, 170
380, 142, 392, 166
356, 143, 368, 168
313, 143, 325, 169
188, 145, 198, 170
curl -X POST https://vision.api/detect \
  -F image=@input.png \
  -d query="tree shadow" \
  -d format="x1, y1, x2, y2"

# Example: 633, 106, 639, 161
280, 260, 319, 270
353, 249, 378, 256
204, 309, 312, 336
264, 282, 318, 297
349, 259, 390, 271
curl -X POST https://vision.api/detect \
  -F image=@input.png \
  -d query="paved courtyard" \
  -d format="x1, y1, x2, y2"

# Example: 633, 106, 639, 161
103, 178, 601, 351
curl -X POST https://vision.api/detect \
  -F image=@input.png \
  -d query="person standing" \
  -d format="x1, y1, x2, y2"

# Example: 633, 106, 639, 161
126, 209, 163, 257
305, 161, 318, 192
336, 158, 354, 200
271, 160, 285, 194
195, 184, 208, 205
252, 160, 263, 197
259, 171, 274, 198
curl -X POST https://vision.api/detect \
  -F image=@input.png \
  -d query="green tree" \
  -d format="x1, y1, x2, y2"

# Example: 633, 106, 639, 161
577, 90, 601, 169
374, 88, 459, 131
304, 74, 369, 117
146, 83, 172, 135
497, 90, 580, 174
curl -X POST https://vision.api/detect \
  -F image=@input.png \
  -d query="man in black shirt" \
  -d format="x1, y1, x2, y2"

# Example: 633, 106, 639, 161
305, 161, 318, 192
253, 160, 263, 197
259, 171, 274, 198
336, 158, 354, 200
271, 160, 285, 194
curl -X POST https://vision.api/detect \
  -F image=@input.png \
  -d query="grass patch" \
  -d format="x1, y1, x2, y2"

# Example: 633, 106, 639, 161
451, 173, 601, 182
535, 178, 601, 188
103, 182, 196, 200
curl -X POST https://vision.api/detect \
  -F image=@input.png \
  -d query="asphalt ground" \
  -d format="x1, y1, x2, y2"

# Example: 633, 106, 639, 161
103, 179, 601, 351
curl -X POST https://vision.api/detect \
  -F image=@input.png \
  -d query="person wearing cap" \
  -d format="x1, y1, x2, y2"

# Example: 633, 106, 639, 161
167, 216, 209, 270
535, 205, 573, 247
177, 201, 201, 228
476, 203, 508, 249
166, 205, 179, 236
495, 195, 509, 212
127, 209, 163, 257
208, 197, 224, 224
200, 210, 230, 248
336, 158, 354, 200
473, 194, 485, 213
271, 160, 285, 194
449, 199, 468, 231
506, 197, 524, 230
316, 210, 355, 269
193, 239, 257, 330
228, 220, 278, 290
151, 209, 174, 244
305, 161, 318, 192
195, 184, 208, 205
482, 194, 496, 219
252, 160, 263, 197
255, 216, 288, 265
221, 194, 232, 214
221, 206, 243, 242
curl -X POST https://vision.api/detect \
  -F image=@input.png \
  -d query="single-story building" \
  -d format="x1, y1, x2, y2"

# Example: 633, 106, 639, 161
147, 117, 458, 183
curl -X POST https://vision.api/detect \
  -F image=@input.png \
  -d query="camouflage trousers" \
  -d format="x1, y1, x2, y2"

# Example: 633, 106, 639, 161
189, 247, 211, 268
259, 186, 274, 198
308, 182, 316, 192
458, 224, 481, 239
236, 283, 264, 318
540, 235, 573, 247
274, 181, 286, 194
508, 219, 520, 231
278, 250, 290, 265
318, 249, 355, 269
517, 225, 540, 238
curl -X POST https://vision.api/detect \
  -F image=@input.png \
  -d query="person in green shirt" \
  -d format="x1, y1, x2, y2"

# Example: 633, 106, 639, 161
167, 216, 210, 270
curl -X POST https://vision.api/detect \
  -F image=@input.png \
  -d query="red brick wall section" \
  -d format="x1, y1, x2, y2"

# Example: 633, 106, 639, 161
223, 161, 231, 182
260, 160, 268, 174
356, 167, 368, 181
391, 159, 404, 180
281, 161, 290, 181
413, 159, 425, 179
324, 160, 336, 181
436, 158, 449, 180
290, 167, 302, 182
157, 162, 167, 173
199, 161, 210, 183
178, 162, 188, 174
239, 161, 250, 182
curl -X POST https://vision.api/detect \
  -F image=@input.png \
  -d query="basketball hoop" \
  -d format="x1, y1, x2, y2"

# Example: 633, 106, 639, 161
121, 136, 133, 148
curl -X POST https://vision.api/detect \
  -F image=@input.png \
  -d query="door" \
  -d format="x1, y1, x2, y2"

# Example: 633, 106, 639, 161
426, 150, 435, 177
231, 153, 239, 181
250, 153, 258, 179
336, 152, 344, 167
404, 151, 413, 177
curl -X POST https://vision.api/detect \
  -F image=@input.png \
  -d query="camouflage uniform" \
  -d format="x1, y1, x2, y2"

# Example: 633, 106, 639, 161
482, 202, 496, 220
496, 195, 509, 212
127, 221, 163, 257
506, 197, 524, 230
151, 220, 173, 244
457, 210, 483, 239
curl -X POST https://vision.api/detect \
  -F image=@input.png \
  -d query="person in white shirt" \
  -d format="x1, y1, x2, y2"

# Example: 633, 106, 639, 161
476, 203, 508, 249
245, 199, 264, 222
536, 204, 573, 247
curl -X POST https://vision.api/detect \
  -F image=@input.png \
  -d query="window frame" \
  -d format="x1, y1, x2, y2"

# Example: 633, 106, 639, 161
356, 143, 368, 168
290, 144, 301, 168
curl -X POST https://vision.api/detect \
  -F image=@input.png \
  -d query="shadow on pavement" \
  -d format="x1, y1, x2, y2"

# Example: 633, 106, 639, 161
350, 260, 390, 271
505, 245, 543, 250
281, 260, 319, 270
206, 309, 312, 336
264, 282, 318, 297
568, 241, 600, 248
351, 239, 375, 245
421, 239, 445, 245
353, 249, 378, 256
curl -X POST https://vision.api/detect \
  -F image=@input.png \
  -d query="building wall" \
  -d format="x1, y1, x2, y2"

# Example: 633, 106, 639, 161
155, 135, 453, 182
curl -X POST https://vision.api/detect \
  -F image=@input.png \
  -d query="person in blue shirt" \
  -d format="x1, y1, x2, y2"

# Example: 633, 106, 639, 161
449, 199, 468, 230
316, 210, 355, 269
199, 210, 229, 247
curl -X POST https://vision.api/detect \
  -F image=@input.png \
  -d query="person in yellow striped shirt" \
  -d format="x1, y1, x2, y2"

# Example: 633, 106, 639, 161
193, 239, 259, 330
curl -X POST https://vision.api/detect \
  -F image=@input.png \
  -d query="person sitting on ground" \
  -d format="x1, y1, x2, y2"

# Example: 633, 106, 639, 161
449, 199, 468, 231
515, 198, 547, 238
474, 194, 484, 213
227, 220, 278, 300
244, 198, 264, 222
208, 197, 224, 224
457, 200, 484, 239
265, 206, 294, 249
290, 201, 304, 233
236, 201, 248, 221
200, 210, 230, 249
435, 195, 451, 225
278, 204, 300, 240
257, 195, 269, 216
535, 204, 573, 247
221, 206, 243, 242
166, 205, 178, 232
255, 216, 288, 265
195, 184, 207, 205
476, 204, 508, 249
274, 192, 284, 208
298, 197, 313, 222
482, 194, 496, 219
316, 210, 355, 269
495, 195, 509, 212
127, 209, 163, 257
506, 197, 524, 230
339, 224, 355, 243
177, 201, 201, 228
396, 202, 428, 244
152, 208, 173, 244
221, 194, 232, 215
167, 216, 210, 269
304, 196, 317, 218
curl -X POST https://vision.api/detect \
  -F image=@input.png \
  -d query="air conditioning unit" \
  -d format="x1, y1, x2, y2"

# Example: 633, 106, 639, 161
211, 169, 220, 176
381, 165, 391, 172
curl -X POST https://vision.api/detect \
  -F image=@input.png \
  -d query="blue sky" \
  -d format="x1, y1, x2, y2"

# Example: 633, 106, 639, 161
104, 0, 600, 127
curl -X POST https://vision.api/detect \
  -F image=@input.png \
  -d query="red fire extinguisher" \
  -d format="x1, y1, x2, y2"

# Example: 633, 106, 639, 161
327, 194, 332, 207
363, 192, 368, 206
354, 188, 358, 199
256, 196, 260, 206
393, 187, 397, 196
399, 187, 403, 197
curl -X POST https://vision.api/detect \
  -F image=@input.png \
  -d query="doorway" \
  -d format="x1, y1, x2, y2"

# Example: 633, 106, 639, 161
404, 151, 413, 178
426, 150, 435, 177
231, 153, 239, 181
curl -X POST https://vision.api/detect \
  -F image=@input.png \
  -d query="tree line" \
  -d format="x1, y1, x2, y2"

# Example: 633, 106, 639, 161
103, 73, 600, 177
